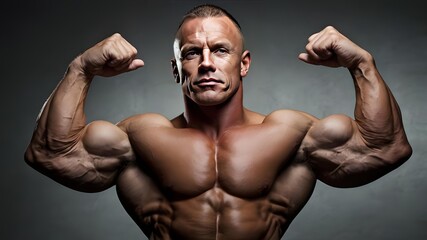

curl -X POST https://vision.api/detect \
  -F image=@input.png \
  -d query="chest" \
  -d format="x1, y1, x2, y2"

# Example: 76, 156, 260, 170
130, 124, 305, 199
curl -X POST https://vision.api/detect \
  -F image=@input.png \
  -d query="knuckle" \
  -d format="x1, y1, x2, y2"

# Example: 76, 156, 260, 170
105, 33, 123, 46
112, 32, 122, 38
102, 38, 115, 48
329, 33, 340, 42
131, 46, 138, 56
325, 25, 335, 31
115, 55, 125, 62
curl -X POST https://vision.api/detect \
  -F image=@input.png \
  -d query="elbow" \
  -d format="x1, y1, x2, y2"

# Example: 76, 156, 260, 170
383, 139, 412, 168
24, 144, 44, 171
24, 145, 36, 167
24, 143, 51, 170
395, 130, 413, 164
397, 141, 412, 163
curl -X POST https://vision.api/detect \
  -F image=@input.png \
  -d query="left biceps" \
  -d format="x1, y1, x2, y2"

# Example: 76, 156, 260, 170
303, 114, 400, 188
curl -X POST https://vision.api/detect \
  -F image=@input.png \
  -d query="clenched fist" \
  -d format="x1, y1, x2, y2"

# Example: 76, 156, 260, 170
298, 26, 373, 69
76, 33, 144, 78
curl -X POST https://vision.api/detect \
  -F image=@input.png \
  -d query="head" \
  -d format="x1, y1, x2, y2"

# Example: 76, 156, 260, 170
172, 4, 251, 106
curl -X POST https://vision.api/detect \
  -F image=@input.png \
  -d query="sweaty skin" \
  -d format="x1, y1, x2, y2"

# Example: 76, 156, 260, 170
25, 14, 411, 240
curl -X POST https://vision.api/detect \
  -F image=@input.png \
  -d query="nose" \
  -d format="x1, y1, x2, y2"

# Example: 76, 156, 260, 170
199, 48, 216, 72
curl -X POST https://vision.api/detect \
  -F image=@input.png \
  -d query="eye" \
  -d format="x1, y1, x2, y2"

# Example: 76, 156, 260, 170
214, 48, 228, 55
182, 49, 200, 60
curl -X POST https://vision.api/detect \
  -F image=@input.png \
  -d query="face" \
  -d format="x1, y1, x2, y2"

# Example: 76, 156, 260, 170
173, 16, 251, 106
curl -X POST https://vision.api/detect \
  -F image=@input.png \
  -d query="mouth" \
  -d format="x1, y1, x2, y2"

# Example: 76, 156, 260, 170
194, 78, 224, 87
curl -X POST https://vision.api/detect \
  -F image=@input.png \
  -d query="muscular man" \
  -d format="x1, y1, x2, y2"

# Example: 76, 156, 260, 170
25, 4, 412, 240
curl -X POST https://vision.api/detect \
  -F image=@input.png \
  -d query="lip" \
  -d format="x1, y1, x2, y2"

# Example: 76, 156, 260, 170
194, 78, 224, 87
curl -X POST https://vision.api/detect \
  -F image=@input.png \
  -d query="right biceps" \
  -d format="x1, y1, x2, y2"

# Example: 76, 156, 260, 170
25, 120, 134, 192
82, 120, 134, 158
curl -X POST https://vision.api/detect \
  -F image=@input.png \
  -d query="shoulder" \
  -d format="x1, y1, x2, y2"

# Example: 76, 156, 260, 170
265, 109, 315, 122
117, 113, 173, 134
264, 109, 316, 131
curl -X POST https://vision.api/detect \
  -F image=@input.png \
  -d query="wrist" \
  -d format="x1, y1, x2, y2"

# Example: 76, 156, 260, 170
349, 51, 376, 78
68, 55, 95, 81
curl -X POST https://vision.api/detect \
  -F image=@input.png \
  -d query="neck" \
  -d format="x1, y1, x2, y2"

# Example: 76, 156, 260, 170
183, 85, 245, 140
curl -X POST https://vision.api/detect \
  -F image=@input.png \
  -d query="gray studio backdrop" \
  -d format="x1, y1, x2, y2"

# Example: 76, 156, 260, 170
1, 0, 426, 239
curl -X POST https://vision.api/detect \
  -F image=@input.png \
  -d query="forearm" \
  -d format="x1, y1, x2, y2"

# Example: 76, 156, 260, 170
300, 26, 412, 187
350, 54, 407, 148
28, 56, 92, 155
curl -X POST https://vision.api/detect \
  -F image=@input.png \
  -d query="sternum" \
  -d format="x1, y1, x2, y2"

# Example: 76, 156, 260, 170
216, 213, 220, 240
214, 145, 220, 239
214, 144, 219, 184
213, 143, 224, 239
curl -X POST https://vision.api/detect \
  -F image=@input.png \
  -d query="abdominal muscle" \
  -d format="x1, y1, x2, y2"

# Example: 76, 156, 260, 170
116, 162, 309, 240
169, 187, 287, 240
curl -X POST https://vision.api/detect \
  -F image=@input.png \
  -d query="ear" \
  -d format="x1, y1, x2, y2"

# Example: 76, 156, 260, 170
240, 50, 251, 77
171, 58, 180, 83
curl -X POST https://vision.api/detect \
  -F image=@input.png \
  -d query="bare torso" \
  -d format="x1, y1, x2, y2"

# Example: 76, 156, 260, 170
24, 18, 411, 240
116, 110, 317, 240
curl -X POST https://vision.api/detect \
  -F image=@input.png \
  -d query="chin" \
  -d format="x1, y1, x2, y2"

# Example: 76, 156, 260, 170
190, 91, 229, 106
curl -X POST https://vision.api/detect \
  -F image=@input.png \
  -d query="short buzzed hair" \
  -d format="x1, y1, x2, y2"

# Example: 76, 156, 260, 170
174, 4, 245, 49
177, 4, 242, 31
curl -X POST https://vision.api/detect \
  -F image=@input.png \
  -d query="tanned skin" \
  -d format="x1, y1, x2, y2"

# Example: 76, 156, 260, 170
25, 15, 412, 240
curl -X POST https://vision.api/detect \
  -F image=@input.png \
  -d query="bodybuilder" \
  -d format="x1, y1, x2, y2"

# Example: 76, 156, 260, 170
25, 4, 412, 240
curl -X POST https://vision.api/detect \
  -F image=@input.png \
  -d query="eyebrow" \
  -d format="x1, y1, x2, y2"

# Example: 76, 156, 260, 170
210, 41, 233, 50
181, 39, 233, 52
